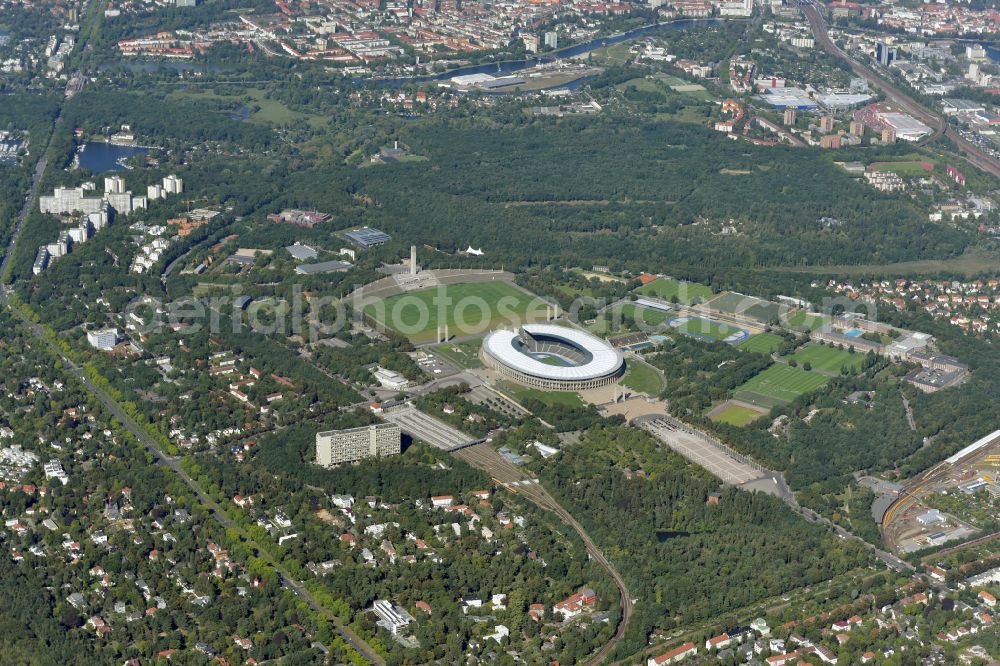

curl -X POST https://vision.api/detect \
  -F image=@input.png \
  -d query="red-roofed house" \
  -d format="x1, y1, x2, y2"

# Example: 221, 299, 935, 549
553, 587, 597, 619
705, 633, 732, 650
648, 642, 697, 665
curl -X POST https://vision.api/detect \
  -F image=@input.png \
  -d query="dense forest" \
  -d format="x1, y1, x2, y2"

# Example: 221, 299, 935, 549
325, 118, 968, 272
537, 424, 871, 659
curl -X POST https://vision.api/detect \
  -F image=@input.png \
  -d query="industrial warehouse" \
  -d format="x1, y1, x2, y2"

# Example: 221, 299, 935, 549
480, 324, 625, 391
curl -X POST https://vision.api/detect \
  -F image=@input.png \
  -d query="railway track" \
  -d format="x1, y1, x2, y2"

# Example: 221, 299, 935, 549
880, 438, 993, 550
454, 444, 633, 666
803, 4, 1000, 181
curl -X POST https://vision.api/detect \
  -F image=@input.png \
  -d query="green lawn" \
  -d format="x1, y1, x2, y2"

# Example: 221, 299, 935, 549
431, 341, 483, 369
785, 311, 828, 332
707, 292, 783, 323
710, 403, 762, 426
636, 278, 714, 305
789, 343, 864, 374
621, 359, 663, 395
619, 302, 670, 327
170, 88, 326, 128
734, 364, 830, 409
674, 317, 743, 342
618, 77, 663, 94
500, 382, 584, 408
739, 333, 785, 355
365, 282, 544, 344
867, 160, 934, 177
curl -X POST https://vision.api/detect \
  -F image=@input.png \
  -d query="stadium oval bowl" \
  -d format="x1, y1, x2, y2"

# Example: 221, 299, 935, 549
480, 324, 625, 391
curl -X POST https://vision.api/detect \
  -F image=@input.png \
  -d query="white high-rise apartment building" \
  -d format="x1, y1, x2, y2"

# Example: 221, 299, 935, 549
316, 423, 401, 466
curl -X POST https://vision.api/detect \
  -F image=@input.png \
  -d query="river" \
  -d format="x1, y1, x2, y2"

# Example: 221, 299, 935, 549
367, 18, 728, 87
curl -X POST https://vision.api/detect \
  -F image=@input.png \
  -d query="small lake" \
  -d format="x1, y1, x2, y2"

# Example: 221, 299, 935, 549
655, 530, 690, 543
76, 142, 149, 173
228, 105, 252, 122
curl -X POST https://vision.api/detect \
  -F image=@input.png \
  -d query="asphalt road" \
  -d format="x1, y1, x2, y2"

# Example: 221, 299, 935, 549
0, 151, 50, 285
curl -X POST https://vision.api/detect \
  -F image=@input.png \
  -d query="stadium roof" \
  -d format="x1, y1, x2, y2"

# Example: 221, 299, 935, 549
482, 324, 624, 382
343, 227, 391, 248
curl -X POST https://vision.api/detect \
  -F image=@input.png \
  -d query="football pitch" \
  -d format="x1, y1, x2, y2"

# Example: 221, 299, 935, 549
785, 311, 828, 332
707, 292, 782, 323
364, 282, 545, 343
709, 402, 764, 427
637, 277, 714, 305
619, 302, 670, 327
789, 343, 864, 374
670, 316, 748, 343
733, 364, 829, 409
738, 333, 785, 355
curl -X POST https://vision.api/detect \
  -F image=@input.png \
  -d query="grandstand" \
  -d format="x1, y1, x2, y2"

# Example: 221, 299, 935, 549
481, 324, 625, 391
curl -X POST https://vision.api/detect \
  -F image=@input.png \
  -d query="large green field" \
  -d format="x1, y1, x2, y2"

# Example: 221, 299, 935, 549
706, 292, 781, 323
785, 311, 828, 332
365, 282, 543, 343
733, 364, 829, 409
500, 382, 584, 408
789, 343, 864, 374
620, 302, 670, 327
709, 403, 763, 426
636, 278, 714, 305
673, 317, 744, 342
738, 333, 785, 355
621, 359, 664, 395
430, 341, 483, 369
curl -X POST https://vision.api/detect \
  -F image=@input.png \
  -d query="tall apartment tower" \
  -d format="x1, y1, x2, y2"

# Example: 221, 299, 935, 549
316, 423, 401, 467
410, 245, 418, 276
783, 109, 797, 126
163, 174, 184, 195
104, 175, 125, 195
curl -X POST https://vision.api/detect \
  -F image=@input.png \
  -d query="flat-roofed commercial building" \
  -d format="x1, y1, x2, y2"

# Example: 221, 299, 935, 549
316, 423, 401, 466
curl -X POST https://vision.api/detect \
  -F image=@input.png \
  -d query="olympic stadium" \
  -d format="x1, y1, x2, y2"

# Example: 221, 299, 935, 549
480, 324, 625, 391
